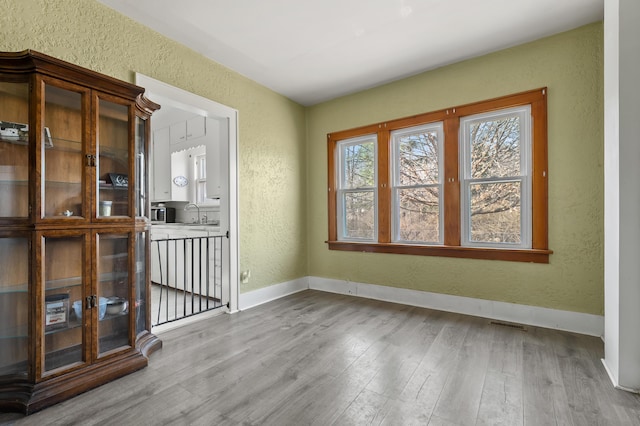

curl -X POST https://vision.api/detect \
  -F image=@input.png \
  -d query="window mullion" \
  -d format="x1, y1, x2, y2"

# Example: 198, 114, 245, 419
377, 129, 391, 243
443, 116, 460, 246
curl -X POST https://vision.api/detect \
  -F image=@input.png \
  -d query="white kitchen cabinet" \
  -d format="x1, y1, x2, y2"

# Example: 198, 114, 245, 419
152, 126, 171, 201
170, 115, 206, 145
187, 115, 206, 139
169, 121, 185, 145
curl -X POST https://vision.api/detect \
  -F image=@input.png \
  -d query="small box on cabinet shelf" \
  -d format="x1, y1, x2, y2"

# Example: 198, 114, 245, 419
45, 294, 69, 332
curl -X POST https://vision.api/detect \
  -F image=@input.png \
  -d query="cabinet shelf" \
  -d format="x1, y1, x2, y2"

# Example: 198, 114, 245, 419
100, 145, 128, 158
0, 283, 27, 294
44, 180, 82, 188
44, 344, 82, 372
99, 184, 127, 191
48, 137, 82, 152
44, 320, 82, 336
0, 324, 27, 339
45, 276, 82, 291
98, 271, 128, 283
0, 180, 28, 186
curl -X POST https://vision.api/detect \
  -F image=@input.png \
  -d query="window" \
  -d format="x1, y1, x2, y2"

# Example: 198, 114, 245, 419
195, 153, 207, 203
336, 135, 378, 241
391, 123, 444, 244
460, 106, 531, 249
327, 88, 551, 263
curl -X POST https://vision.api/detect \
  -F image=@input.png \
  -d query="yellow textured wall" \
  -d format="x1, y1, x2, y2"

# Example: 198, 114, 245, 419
0, 1, 605, 315
306, 23, 604, 315
0, 0, 308, 292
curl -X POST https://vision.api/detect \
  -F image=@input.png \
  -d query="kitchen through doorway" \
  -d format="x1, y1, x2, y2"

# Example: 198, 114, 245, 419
135, 73, 239, 328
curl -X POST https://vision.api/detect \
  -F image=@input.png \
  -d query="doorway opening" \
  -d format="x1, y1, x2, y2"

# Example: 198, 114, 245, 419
135, 73, 239, 329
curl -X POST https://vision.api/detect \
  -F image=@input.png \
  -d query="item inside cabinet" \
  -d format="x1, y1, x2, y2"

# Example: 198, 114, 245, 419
0, 120, 53, 147
45, 293, 69, 331
108, 173, 128, 187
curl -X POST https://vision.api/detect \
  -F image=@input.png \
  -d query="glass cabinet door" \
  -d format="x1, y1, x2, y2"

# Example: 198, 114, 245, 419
0, 82, 30, 219
134, 231, 147, 335
0, 235, 29, 376
43, 83, 85, 220
135, 116, 147, 219
43, 234, 87, 374
97, 98, 130, 219
96, 232, 131, 356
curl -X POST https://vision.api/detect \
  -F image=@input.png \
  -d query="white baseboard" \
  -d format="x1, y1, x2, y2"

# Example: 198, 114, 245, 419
237, 276, 603, 337
308, 277, 604, 337
239, 277, 309, 310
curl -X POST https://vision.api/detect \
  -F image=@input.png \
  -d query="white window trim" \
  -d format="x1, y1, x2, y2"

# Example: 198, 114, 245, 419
390, 122, 444, 245
459, 105, 532, 249
336, 134, 378, 242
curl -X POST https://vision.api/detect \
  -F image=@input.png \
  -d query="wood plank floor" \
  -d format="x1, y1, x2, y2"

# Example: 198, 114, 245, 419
2, 290, 640, 425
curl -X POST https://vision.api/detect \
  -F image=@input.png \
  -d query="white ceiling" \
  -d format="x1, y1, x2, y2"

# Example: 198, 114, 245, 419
98, 0, 603, 106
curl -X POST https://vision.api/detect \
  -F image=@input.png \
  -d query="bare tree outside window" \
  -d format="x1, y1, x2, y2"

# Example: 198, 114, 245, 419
463, 110, 529, 246
339, 139, 376, 239
393, 126, 442, 243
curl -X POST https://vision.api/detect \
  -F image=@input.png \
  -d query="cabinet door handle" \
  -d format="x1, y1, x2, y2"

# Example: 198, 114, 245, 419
85, 295, 93, 309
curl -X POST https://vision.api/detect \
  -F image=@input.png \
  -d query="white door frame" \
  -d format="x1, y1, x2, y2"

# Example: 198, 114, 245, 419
135, 73, 239, 313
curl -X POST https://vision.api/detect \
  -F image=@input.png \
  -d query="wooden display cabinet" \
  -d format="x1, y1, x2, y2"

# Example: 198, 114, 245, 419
0, 50, 161, 414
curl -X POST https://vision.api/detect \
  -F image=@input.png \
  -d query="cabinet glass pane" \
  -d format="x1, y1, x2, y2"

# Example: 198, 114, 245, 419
44, 84, 84, 219
0, 237, 29, 376
135, 116, 146, 218
97, 233, 130, 355
0, 82, 29, 218
44, 235, 85, 372
98, 99, 129, 218
135, 232, 147, 335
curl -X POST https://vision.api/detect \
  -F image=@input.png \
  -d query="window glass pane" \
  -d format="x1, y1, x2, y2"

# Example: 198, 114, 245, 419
397, 187, 439, 242
341, 141, 375, 189
0, 82, 30, 218
196, 181, 207, 204
397, 130, 439, 185
0, 236, 29, 376
197, 155, 206, 179
470, 181, 521, 244
343, 191, 375, 239
98, 98, 129, 218
470, 115, 521, 178
44, 84, 84, 219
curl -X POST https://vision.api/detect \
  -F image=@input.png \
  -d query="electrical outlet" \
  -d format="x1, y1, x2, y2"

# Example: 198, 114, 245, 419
240, 270, 251, 284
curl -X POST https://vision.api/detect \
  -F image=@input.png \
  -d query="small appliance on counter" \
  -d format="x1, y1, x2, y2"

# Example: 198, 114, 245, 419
150, 205, 165, 223
151, 205, 175, 223
166, 207, 176, 223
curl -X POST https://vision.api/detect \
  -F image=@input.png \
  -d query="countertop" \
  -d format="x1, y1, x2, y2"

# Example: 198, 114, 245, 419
151, 223, 223, 235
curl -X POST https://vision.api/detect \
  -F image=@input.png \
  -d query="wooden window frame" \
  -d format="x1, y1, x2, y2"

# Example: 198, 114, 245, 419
327, 88, 552, 263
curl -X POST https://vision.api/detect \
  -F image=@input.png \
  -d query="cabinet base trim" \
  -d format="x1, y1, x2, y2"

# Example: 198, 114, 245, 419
0, 345, 156, 415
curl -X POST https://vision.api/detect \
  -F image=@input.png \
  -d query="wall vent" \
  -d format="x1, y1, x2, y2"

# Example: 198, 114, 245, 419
490, 321, 527, 331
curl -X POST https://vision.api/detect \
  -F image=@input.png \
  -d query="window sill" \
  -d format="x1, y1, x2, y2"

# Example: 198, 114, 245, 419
326, 241, 552, 263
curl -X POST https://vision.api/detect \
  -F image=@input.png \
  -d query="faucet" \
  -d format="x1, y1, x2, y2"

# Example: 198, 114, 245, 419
184, 203, 200, 223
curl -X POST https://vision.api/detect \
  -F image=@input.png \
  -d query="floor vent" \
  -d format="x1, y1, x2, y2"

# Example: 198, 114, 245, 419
490, 321, 527, 331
